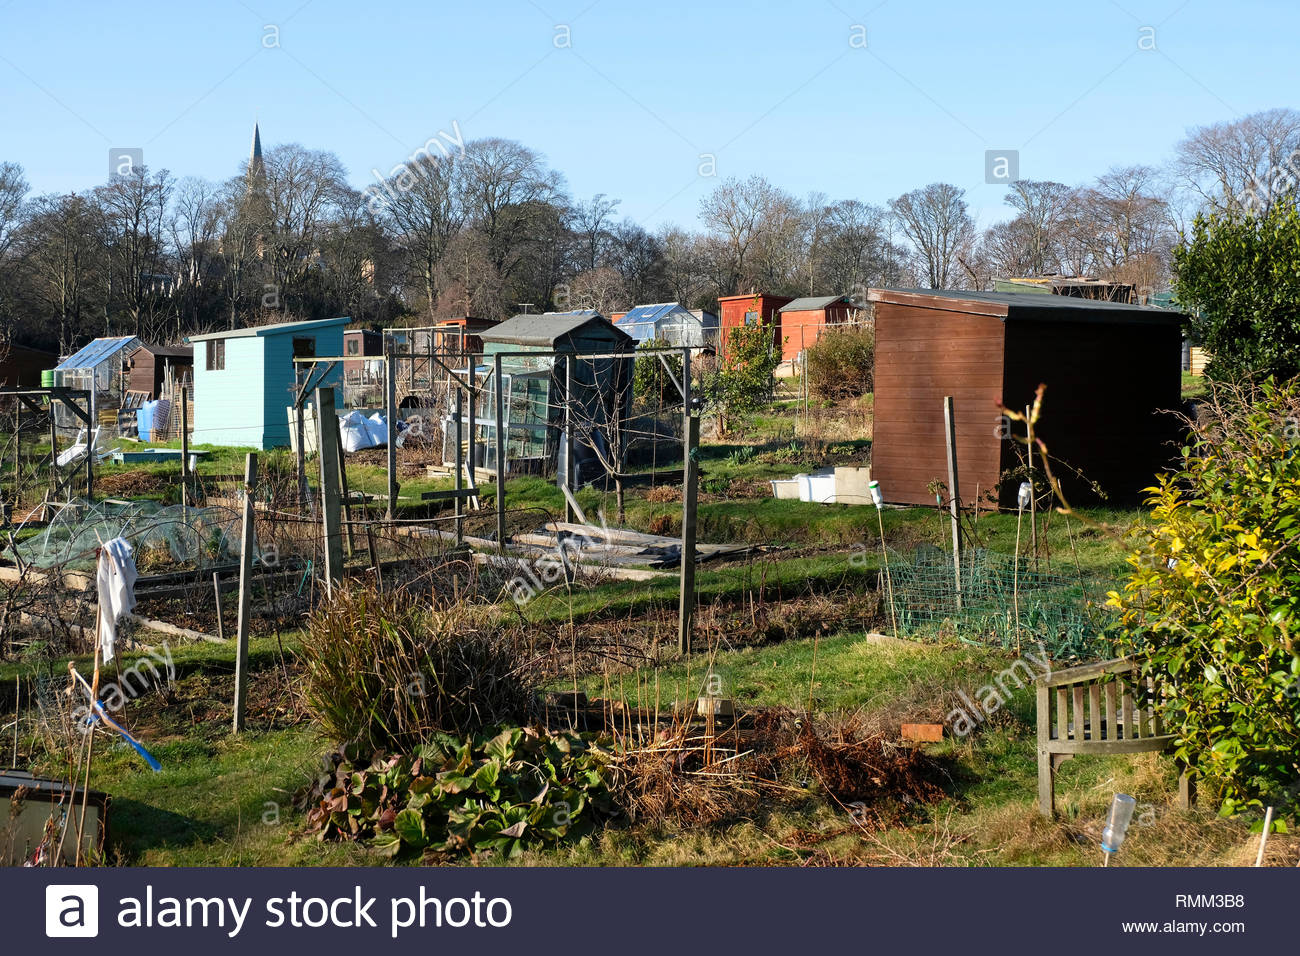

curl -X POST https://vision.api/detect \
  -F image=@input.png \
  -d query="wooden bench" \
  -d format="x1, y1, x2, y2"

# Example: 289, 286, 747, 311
1036, 656, 1194, 818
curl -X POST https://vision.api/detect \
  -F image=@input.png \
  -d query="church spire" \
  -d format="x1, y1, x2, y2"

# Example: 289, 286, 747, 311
247, 122, 265, 180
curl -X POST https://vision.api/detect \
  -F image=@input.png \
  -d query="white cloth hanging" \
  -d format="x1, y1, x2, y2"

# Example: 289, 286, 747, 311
96, 537, 138, 664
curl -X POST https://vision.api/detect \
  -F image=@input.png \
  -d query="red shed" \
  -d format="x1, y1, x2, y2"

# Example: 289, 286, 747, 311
868, 288, 1184, 508
776, 294, 863, 362
717, 293, 792, 360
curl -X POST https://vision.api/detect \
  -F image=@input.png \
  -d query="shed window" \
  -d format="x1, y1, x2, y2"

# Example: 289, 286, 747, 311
744, 310, 758, 326
206, 339, 226, 371
292, 337, 316, 358
346, 338, 359, 355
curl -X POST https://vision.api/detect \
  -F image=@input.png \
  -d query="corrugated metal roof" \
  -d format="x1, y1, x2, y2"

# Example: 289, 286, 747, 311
55, 336, 140, 371
481, 312, 631, 348
779, 295, 849, 312
186, 316, 350, 342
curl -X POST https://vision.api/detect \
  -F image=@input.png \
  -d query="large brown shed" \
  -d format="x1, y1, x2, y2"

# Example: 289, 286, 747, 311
868, 288, 1185, 508
126, 343, 194, 399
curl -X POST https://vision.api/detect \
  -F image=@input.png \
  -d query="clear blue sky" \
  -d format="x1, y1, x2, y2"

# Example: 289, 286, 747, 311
2, 0, 1296, 229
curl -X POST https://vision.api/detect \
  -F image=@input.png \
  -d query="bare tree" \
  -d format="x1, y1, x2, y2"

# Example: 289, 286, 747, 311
888, 183, 974, 289
1175, 108, 1300, 216
382, 154, 464, 318
1003, 180, 1073, 275
21, 193, 105, 353
168, 176, 221, 338
569, 266, 627, 314
261, 143, 350, 296
0, 162, 29, 333
96, 165, 173, 339
699, 175, 795, 294
571, 193, 620, 274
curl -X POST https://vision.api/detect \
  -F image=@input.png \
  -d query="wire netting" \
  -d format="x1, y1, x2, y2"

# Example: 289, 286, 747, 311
883, 543, 1114, 660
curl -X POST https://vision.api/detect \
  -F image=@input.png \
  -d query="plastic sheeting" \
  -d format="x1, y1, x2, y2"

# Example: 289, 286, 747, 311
14, 498, 253, 572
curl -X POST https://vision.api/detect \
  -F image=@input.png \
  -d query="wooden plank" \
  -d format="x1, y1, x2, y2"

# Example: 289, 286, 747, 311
1055, 687, 1066, 741
1088, 684, 1101, 742
1072, 685, 1085, 741
1043, 656, 1138, 686
1120, 678, 1135, 739
1149, 676, 1163, 736
1104, 681, 1117, 741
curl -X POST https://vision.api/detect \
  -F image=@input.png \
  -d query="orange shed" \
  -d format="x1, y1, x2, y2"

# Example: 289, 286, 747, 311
776, 294, 862, 362
716, 293, 792, 360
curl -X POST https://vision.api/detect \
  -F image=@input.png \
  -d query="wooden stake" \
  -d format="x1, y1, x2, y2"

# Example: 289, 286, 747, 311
233, 453, 258, 733
334, 414, 355, 557
385, 338, 398, 521
943, 396, 962, 610
179, 385, 190, 509
315, 388, 344, 595
212, 572, 224, 641
494, 353, 506, 552
678, 411, 699, 655
455, 386, 464, 546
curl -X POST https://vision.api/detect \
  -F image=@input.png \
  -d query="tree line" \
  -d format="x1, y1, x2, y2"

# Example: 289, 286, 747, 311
0, 108, 1296, 355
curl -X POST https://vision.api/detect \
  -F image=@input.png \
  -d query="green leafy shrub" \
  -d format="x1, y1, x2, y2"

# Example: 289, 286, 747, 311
805, 326, 875, 401
300, 587, 536, 751
300, 727, 615, 860
1173, 200, 1300, 382
1109, 381, 1300, 814
633, 337, 683, 408
711, 320, 780, 432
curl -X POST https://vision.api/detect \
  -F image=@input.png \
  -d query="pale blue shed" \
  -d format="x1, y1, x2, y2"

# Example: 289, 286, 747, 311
187, 316, 348, 449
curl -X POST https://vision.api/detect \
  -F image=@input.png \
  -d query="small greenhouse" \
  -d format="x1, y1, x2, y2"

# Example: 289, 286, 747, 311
51, 335, 141, 428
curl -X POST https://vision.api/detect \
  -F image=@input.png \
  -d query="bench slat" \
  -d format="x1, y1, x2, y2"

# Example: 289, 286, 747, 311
1056, 688, 1067, 742
1148, 675, 1162, 736
1089, 684, 1101, 743
1120, 678, 1135, 739
1104, 682, 1117, 741
1072, 686, 1086, 741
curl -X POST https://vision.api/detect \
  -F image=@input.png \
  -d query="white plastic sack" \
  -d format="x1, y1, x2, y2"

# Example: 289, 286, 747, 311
367, 412, 396, 447
339, 410, 373, 453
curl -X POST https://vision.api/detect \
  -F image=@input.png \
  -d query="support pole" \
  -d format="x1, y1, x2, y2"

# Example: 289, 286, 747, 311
316, 387, 344, 595
179, 386, 189, 509
334, 415, 355, 557
233, 453, 257, 733
294, 380, 308, 512
47, 406, 57, 500
85, 388, 95, 500
944, 396, 962, 611
494, 353, 505, 551
678, 404, 699, 655
385, 338, 398, 521
563, 355, 575, 524
454, 386, 464, 546
467, 362, 478, 499
1026, 404, 1038, 567
212, 572, 225, 641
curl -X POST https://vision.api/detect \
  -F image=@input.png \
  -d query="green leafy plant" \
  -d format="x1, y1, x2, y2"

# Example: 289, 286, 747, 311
711, 318, 780, 433
804, 325, 874, 401
633, 337, 683, 408
1109, 380, 1300, 814
300, 727, 615, 860
1173, 200, 1300, 381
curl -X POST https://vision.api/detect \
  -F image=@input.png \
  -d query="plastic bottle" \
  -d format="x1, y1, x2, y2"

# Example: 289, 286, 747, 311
1101, 793, 1138, 856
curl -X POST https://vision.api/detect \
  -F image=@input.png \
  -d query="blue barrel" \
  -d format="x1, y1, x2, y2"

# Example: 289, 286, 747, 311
137, 403, 156, 442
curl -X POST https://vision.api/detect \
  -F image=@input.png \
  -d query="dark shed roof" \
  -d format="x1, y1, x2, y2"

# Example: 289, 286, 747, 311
481, 312, 632, 348
869, 288, 1185, 325
779, 294, 851, 312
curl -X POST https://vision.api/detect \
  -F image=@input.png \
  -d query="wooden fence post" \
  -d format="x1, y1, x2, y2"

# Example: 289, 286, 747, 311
385, 338, 398, 521
316, 387, 344, 595
233, 453, 258, 733
944, 396, 962, 610
494, 353, 506, 551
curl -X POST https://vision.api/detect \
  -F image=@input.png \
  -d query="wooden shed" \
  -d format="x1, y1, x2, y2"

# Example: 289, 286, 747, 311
188, 316, 347, 449
0, 342, 57, 387
717, 293, 792, 360
776, 294, 862, 362
868, 288, 1184, 508
126, 343, 193, 399
479, 311, 633, 478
